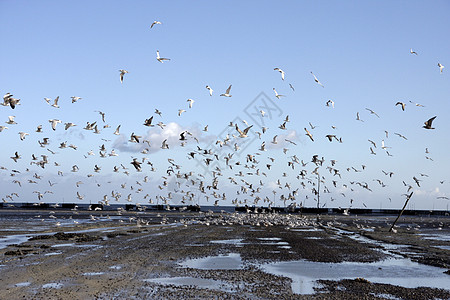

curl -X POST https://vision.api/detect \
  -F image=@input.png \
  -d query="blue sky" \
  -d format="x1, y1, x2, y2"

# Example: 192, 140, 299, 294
1, 1, 449, 210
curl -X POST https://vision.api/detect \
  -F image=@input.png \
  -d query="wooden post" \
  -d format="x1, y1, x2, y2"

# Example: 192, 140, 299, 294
316, 172, 320, 222
389, 192, 413, 232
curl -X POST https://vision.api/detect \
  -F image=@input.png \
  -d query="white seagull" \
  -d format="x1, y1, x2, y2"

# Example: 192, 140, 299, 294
156, 50, 170, 63
274, 68, 285, 80
310, 72, 324, 87
49, 119, 62, 131
206, 85, 213, 96
150, 21, 162, 29
273, 88, 285, 99
438, 62, 444, 73
6, 116, 16, 124
220, 85, 232, 97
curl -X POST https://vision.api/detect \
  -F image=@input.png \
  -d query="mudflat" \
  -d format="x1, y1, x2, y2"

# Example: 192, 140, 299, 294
0, 210, 449, 299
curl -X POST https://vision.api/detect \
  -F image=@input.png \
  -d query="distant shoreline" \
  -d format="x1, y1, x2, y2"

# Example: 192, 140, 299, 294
1, 202, 449, 216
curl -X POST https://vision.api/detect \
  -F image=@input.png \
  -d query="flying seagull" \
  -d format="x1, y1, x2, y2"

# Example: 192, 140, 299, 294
395, 101, 406, 111
156, 50, 170, 63
365, 108, 380, 118
206, 85, 213, 96
273, 68, 285, 80
71, 96, 82, 103
438, 62, 444, 73
119, 70, 128, 83
310, 72, 324, 88
356, 112, 364, 122
423, 116, 436, 129
220, 85, 232, 97
326, 99, 334, 108
273, 88, 285, 99
150, 21, 162, 29
304, 128, 314, 141
235, 124, 253, 138
410, 48, 418, 55
49, 119, 62, 131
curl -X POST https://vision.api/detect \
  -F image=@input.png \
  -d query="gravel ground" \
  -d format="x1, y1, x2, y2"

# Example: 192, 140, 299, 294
0, 210, 449, 299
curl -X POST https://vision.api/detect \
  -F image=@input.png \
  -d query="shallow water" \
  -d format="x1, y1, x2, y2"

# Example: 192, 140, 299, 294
42, 282, 64, 289
180, 253, 243, 270
144, 276, 235, 292
262, 258, 450, 294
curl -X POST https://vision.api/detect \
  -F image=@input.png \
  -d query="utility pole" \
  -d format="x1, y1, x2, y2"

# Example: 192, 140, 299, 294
316, 172, 320, 222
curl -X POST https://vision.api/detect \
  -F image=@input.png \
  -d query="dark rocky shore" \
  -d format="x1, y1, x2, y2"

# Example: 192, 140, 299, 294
0, 211, 449, 299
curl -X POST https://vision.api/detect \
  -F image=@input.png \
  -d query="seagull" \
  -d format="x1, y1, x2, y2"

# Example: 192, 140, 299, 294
129, 133, 141, 143
271, 135, 278, 144
49, 119, 62, 130
310, 71, 324, 87
0, 126, 8, 132
365, 108, 380, 118
423, 116, 436, 129
3, 94, 20, 109
178, 109, 186, 116
409, 100, 425, 107
410, 48, 418, 55
274, 68, 285, 80
71, 96, 82, 103
235, 124, 253, 138
44, 96, 59, 108
131, 158, 142, 171
325, 134, 337, 142
220, 85, 232, 97
6, 116, 16, 124
381, 140, 391, 150
155, 109, 162, 116
11, 152, 21, 162
326, 99, 334, 108
119, 69, 128, 83
150, 20, 162, 29
18, 132, 29, 141
156, 50, 170, 63
96, 111, 106, 122
259, 141, 266, 151
64, 122, 76, 130
187, 98, 195, 108
304, 128, 314, 141
206, 85, 213, 96
438, 62, 444, 73
273, 88, 285, 99
289, 83, 295, 91
143, 116, 154, 127
161, 139, 169, 149
395, 101, 406, 111
113, 125, 121, 135
356, 112, 364, 122
394, 132, 407, 140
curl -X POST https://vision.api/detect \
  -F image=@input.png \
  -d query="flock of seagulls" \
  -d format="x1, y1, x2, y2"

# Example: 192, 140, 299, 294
0, 21, 448, 221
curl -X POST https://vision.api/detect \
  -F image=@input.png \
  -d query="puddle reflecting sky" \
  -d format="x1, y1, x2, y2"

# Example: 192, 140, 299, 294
180, 253, 242, 270
262, 258, 450, 294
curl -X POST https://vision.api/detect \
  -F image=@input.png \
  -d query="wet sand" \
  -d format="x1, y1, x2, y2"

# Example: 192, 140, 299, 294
0, 210, 449, 299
